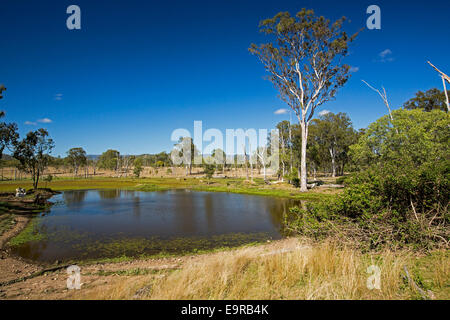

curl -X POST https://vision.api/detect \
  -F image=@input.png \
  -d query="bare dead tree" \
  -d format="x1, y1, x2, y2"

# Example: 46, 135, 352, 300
242, 144, 249, 180
427, 61, 450, 112
362, 80, 399, 133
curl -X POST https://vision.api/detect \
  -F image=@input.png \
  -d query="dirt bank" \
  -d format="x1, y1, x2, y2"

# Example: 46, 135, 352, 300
0, 238, 299, 300
0, 188, 61, 291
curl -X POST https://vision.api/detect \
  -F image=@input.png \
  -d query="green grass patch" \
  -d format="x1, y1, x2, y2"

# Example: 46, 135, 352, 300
410, 250, 450, 299
0, 177, 334, 200
88, 267, 177, 277
8, 217, 45, 247
0, 212, 15, 236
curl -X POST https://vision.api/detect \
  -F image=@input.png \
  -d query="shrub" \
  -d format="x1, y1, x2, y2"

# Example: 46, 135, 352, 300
203, 164, 215, 179
291, 178, 301, 188
133, 165, 143, 178
287, 110, 449, 249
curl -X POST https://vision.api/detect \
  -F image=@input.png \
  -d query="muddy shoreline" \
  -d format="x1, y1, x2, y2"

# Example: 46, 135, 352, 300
0, 189, 62, 286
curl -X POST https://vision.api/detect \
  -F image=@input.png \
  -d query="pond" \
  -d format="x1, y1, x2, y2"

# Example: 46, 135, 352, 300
11, 189, 302, 263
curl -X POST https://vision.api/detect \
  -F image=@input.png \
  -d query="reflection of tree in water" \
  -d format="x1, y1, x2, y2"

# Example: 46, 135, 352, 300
97, 189, 123, 213
173, 191, 197, 234
133, 196, 141, 218
203, 193, 216, 233
12, 240, 47, 262
98, 189, 121, 199
63, 190, 88, 207
267, 199, 307, 236
12, 220, 49, 262
122, 190, 136, 198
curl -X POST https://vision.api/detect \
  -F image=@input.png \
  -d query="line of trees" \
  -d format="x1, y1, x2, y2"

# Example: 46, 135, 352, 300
274, 111, 361, 182
0, 89, 444, 188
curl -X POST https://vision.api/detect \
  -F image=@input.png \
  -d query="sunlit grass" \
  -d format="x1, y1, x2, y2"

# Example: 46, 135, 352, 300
73, 238, 450, 300
0, 177, 336, 200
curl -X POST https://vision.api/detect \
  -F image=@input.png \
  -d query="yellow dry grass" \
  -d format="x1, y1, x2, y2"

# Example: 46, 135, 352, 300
72, 238, 449, 300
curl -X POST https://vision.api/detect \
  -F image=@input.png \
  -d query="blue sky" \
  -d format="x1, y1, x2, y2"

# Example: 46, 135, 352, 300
1, 0, 449, 156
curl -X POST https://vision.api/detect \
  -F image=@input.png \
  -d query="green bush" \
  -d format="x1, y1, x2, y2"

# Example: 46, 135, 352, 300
287, 109, 449, 249
291, 178, 301, 188
203, 164, 215, 179
335, 176, 347, 185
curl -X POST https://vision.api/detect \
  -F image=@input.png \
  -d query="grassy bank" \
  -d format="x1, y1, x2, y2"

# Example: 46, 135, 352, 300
0, 177, 337, 200
72, 238, 449, 300
0, 212, 15, 237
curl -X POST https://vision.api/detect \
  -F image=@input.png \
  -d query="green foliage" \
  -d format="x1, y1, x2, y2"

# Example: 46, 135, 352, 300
250, 8, 357, 190
0, 111, 19, 161
291, 178, 301, 188
13, 128, 54, 189
286, 205, 334, 239
98, 149, 120, 171
350, 109, 448, 167
66, 147, 87, 176
203, 164, 215, 179
133, 157, 143, 178
349, 109, 449, 214
309, 112, 358, 176
403, 88, 449, 112
335, 176, 347, 185
287, 109, 449, 249
284, 167, 300, 187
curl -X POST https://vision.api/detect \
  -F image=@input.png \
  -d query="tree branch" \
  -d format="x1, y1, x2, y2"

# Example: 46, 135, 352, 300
362, 80, 398, 133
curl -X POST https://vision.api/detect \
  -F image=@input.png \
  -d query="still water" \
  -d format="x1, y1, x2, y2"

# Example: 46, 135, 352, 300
12, 189, 300, 263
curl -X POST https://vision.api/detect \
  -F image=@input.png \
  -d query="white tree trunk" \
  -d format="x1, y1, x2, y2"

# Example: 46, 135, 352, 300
442, 76, 449, 112
281, 133, 285, 181
262, 163, 266, 181
330, 148, 336, 178
300, 121, 308, 192
250, 156, 253, 181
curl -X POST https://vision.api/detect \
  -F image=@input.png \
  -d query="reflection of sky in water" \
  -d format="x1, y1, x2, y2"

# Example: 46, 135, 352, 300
13, 190, 301, 263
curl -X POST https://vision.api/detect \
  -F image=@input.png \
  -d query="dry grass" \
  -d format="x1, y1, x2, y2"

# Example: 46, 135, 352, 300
72, 238, 449, 300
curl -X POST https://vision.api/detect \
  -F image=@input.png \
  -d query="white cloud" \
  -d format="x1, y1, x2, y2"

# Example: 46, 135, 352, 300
25, 121, 37, 125
349, 66, 359, 73
274, 108, 289, 115
37, 118, 52, 123
377, 49, 394, 62
54, 93, 63, 101
379, 49, 392, 58
318, 110, 330, 116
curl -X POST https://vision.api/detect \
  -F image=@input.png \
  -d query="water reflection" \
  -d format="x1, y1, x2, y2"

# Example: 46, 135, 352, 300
63, 190, 88, 210
98, 189, 122, 199
12, 190, 302, 263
